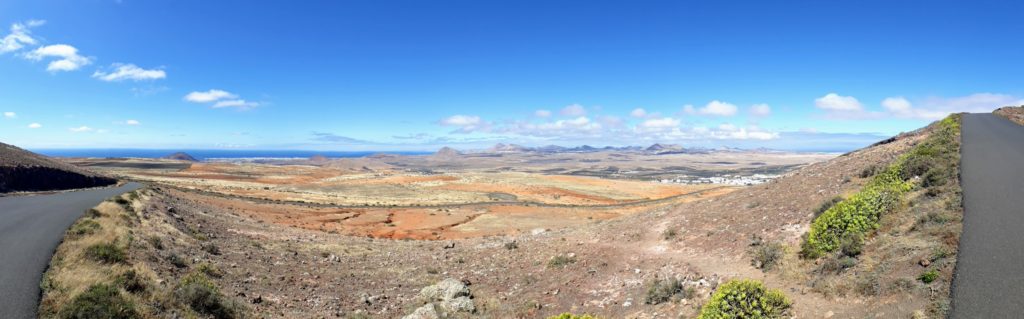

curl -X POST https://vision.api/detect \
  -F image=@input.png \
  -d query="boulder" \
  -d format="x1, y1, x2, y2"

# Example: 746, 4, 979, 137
402, 304, 439, 319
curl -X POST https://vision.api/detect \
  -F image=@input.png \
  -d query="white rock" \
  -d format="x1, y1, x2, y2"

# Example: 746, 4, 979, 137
402, 304, 439, 319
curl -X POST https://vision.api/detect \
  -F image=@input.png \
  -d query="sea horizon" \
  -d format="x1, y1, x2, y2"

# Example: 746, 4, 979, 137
32, 148, 434, 161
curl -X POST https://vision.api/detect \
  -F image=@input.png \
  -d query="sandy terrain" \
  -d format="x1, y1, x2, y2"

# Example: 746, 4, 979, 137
69, 150, 818, 240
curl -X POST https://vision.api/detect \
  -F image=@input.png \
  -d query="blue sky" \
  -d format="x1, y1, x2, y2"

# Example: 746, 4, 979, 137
1, 1, 1022, 152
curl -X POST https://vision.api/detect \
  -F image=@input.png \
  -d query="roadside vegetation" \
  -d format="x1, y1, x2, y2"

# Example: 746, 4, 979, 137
697, 279, 791, 319
38, 189, 247, 319
791, 114, 963, 316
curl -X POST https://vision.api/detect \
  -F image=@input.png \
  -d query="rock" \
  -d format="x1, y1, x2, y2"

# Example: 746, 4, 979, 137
403, 304, 439, 319
439, 296, 475, 313
419, 278, 471, 302
416, 278, 475, 316
919, 258, 931, 267
824, 310, 834, 318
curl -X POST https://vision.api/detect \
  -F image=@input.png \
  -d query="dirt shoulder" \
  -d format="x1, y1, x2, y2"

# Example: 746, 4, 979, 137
994, 105, 1024, 125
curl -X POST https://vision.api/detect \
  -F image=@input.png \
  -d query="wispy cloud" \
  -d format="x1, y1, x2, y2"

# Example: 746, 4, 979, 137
68, 126, 94, 132
560, 104, 586, 116
534, 109, 551, 118
184, 89, 259, 109
3, 111, 15, 118
0, 20, 43, 54
212, 99, 258, 109
124, 119, 141, 125
28, 123, 41, 129
749, 103, 771, 117
630, 108, 647, 118
439, 115, 490, 133
310, 132, 373, 144
185, 89, 236, 103
93, 63, 166, 81
25, 44, 92, 72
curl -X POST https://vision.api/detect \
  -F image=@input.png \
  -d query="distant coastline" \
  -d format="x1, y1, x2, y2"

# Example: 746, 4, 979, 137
32, 149, 432, 161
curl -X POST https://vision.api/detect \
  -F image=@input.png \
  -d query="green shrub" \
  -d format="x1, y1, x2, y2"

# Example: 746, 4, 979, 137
662, 228, 679, 240
115, 270, 147, 294
802, 166, 909, 258
859, 165, 879, 178
60, 283, 140, 319
698, 279, 791, 319
504, 241, 518, 250
919, 270, 939, 284
197, 263, 224, 278
86, 208, 103, 218
202, 243, 221, 255
750, 241, 785, 271
548, 314, 598, 319
147, 236, 164, 250
168, 253, 188, 268
644, 277, 683, 304
839, 232, 864, 257
547, 254, 576, 268
69, 220, 102, 237
175, 272, 245, 318
85, 243, 127, 264
803, 114, 960, 259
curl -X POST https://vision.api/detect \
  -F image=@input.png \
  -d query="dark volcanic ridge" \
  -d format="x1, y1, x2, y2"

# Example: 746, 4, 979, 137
161, 152, 199, 162
0, 142, 117, 193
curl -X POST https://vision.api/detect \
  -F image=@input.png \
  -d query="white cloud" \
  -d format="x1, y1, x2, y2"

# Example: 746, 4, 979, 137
686, 100, 738, 116
560, 104, 586, 116
440, 115, 481, 126
749, 103, 771, 117
630, 108, 647, 118
3, 111, 15, 118
638, 117, 680, 131
0, 21, 43, 53
881, 97, 912, 113
184, 89, 237, 103
68, 126, 94, 132
212, 99, 258, 109
439, 115, 490, 133
815, 93, 863, 111
93, 64, 166, 81
28, 123, 41, 129
25, 44, 92, 72
534, 109, 551, 118
125, 119, 140, 125
881, 93, 1024, 120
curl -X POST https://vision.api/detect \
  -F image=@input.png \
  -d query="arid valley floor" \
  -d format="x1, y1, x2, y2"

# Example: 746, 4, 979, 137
35, 127, 967, 318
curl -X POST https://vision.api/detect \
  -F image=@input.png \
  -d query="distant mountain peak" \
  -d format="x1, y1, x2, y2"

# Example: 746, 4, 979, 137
434, 146, 462, 158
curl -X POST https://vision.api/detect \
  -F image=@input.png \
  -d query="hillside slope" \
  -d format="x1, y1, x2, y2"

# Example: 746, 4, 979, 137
0, 142, 117, 193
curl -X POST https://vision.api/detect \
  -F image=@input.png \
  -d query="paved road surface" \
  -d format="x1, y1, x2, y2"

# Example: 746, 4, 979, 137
0, 183, 141, 318
950, 114, 1024, 317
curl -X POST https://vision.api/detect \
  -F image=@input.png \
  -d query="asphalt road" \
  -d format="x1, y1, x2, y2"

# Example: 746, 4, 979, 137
0, 182, 141, 319
950, 114, 1024, 317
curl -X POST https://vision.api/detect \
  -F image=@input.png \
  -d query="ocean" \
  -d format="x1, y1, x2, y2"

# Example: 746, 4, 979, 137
32, 149, 432, 161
